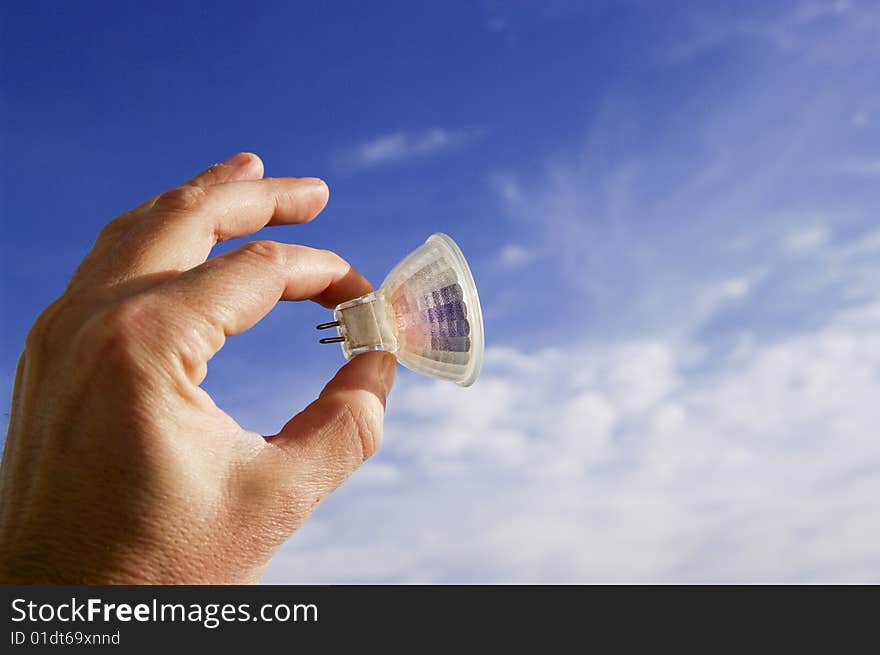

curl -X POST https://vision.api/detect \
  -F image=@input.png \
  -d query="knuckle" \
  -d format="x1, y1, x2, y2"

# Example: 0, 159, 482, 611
96, 213, 131, 241
102, 297, 155, 333
154, 183, 208, 213
175, 332, 214, 385
79, 298, 157, 367
241, 240, 287, 267
24, 297, 68, 353
201, 162, 223, 180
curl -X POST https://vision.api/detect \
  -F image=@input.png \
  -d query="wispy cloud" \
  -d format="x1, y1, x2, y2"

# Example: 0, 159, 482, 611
783, 224, 830, 254
338, 127, 484, 170
495, 244, 537, 270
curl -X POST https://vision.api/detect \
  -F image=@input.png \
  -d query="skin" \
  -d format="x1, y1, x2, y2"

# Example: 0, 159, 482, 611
0, 152, 396, 583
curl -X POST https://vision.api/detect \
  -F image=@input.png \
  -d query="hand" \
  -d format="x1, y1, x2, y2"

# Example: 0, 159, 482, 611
0, 153, 396, 583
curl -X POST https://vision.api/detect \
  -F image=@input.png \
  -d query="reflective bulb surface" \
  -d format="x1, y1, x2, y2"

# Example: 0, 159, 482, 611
319, 233, 484, 386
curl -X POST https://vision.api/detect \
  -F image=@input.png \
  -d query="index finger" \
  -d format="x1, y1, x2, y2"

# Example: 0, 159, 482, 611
84, 175, 330, 287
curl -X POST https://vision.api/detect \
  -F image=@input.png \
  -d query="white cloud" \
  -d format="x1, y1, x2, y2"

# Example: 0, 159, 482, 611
784, 225, 829, 254
495, 244, 536, 269
339, 128, 484, 170
719, 277, 751, 299
491, 173, 524, 207
265, 280, 880, 582
851, 111, 869, 127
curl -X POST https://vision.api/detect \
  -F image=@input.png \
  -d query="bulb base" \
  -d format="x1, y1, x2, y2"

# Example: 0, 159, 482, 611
331, 291, 399, 360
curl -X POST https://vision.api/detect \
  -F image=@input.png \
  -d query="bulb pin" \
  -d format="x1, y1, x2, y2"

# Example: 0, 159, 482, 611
319, 336, 346, 344
316, 321, 341, 330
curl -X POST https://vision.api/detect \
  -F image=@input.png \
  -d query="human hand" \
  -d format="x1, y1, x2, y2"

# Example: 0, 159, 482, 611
0, 153, 396, 583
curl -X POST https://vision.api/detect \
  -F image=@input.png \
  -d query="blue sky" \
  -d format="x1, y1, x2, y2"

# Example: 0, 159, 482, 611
3, 1, 880, 581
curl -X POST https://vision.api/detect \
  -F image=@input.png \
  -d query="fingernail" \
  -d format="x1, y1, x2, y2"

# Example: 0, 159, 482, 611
304, 177, 329, 192
380, 353, 397, 397
223, 152, 253, 168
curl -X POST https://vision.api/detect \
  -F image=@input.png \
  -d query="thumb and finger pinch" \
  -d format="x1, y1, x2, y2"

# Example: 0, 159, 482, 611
134, 182, 397, 505
144, 240, 372, 385
87, 153, 396, 516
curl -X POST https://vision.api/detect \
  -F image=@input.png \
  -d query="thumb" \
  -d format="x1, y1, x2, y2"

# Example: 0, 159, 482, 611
255, 352, 397, 516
